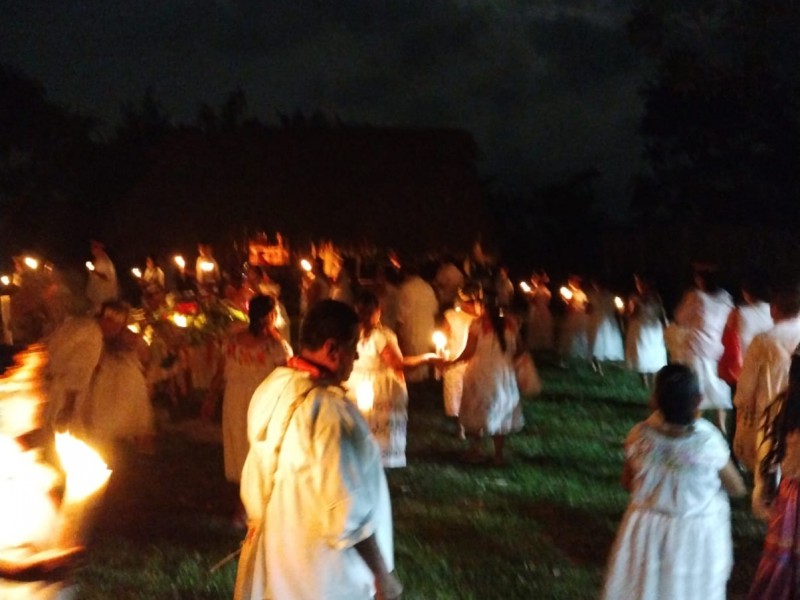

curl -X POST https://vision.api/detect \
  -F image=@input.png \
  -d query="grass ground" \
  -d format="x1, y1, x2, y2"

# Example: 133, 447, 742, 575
75, 355, 766, 599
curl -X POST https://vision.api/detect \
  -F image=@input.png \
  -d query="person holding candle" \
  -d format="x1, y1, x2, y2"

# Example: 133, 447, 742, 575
586, 277, 625, 376
448, 289, 525, 465
557, 274, 590, 368
195, 243, 221, 297
345, 291, 437, 468
85, 240, 118, 315
624, 274, 668, 391
237, 300, 402, 600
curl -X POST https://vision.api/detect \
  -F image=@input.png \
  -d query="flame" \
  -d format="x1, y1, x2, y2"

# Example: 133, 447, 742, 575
170, 313, 189, 328
24, 256, 39, 270
432, 330, 447, 353
199, 260, 215, 273
55, 433, 111, 504
300, 259, 312, 272
174, 255, 186, 269
614, 296, 625, 311
560, 286, 573, 301
131, 267, 142, 278
85, 261, 95, 271
356, 380, 374, 412
520, 281, 532, 293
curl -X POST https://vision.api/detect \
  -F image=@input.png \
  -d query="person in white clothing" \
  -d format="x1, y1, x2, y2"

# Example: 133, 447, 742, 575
85, 240, 118, 314
237, 300, 402, 600
733, 283, 800, 503
396, 266, 438, 382
602, 364, 745, 600
672, 267, 734, 433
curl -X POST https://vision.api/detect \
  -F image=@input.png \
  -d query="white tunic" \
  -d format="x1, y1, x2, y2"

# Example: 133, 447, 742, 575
396, 276, 438, 382
85, 254, 118, 312
602, 414, 732, 600
240, 366, 394, 600
442, 308, 475, 417
733, 317, 800, 474
736, 301, 773, 356
625, 294, 667, 374
588, 290, 624, 361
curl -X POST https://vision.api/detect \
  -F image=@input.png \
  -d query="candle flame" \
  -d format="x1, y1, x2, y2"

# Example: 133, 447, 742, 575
85, 261, 95, 271
174, 255, 186, 269
560, 286, 573, 301
432, 330, 447, 352
131, 267, 142, 278
300, 259, 312, 272
520, 281, 532, 293
24, 256, 39, 270
0, 275, 9, 286
199, 260, 215, 272
170, 313, 189, 328
356, 380, 374, 412
55, 433, 111, 504
614, 296, 625, 311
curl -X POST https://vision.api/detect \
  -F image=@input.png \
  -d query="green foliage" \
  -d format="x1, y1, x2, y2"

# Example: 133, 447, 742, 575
73, 356, 764, 599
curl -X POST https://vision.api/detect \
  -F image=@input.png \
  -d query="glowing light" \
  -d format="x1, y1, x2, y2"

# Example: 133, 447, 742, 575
199, 260, 215, 273
85, 261, 95, 272
432, 330, 447, 357
23, 257, 39, 270
55, 433, 111, 504
131, 267, 142, 278
614, 296, 625, 311
127, 323, 141, 334
520, 281, 532, 293
174, 255, 186, 270
171, 313, 188, 328
356, 381, 374, 413
300, 259, 313, 272
560, 286, 573, 301
0, 275, 9, 286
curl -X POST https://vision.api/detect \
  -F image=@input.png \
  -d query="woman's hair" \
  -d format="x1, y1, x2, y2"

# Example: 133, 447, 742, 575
694, 268, 720, 293
480, 289, 507, 353
760, 355, 800, 479
248, 294, 276, 336
354, 290, 380, 324
300, 299, 359, 351
653, 364, 701, 426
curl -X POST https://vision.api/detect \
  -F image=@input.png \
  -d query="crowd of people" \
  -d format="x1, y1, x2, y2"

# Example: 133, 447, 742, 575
5, 237, 800, 599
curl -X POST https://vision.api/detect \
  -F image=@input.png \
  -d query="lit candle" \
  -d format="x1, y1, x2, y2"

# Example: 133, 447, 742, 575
23, 257, 39, 270
356, 381, 374, 413
131, 267, 142, 279
432, 330, 448, 358
170, 313, 189, 328
0, 275, 9, 286
174, 255, 186, 270
614, 296, 625, 312
85, 261, 95, 272
199, 260, 215, 273
560, 286, 573, 302
300, 259, 312, 272
520, 281, 532, 293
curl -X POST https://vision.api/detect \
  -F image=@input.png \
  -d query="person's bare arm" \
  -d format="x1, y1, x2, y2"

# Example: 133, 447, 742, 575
719, 459, 747, 497
354, 535, 402, 600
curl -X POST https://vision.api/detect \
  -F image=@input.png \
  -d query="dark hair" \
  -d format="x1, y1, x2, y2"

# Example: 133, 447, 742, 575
248, 294, 276, 336
653, 364, 701, 426
300, 299, 359, 351
741, 272, 769, 303
354, 290, 380, 324
482, 291, 507, 353
694, 268, 720, 293
760, 356, 800, 481
770, 283, 800, 318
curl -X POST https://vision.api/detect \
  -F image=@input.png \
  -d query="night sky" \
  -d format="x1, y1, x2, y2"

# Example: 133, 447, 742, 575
1, 0, 647, 212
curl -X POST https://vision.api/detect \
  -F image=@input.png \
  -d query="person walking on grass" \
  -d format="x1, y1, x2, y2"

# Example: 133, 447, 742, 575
448, 289, 525, 466
747, 353, 800, 599
236, 300, 401, 600
602, 364, 746, 600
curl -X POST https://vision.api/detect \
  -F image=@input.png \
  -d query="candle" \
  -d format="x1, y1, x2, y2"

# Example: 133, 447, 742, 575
0, 275, 9, 286
300, 259, 312, 272
131, 267, 142, 278
199, 260, 215, 273
356, 381, 374, 413
614, 296, 625, 312
174, 255, 186, 270
85, 261, 95, 272
432, 330, 448, 358
560, 286, 573, 301
23, 257, 39, 270
520, 281, 532, 293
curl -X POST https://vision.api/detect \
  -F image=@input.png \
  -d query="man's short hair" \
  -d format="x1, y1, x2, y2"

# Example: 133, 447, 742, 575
771, 283, 800, 318
299, 300, 359, 351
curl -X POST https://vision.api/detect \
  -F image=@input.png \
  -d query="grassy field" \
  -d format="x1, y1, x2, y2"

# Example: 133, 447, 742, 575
75, 356, 766, 599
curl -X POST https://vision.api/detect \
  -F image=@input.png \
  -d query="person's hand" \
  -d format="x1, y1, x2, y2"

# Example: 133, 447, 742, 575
376, 571, 403, 600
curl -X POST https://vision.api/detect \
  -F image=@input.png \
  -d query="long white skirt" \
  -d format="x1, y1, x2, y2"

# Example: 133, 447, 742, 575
625, 320, 668, 374
602, 504, 732, 600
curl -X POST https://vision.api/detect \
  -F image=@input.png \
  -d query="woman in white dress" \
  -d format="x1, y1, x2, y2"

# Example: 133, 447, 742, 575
557, 275, 590, 366
441, 285, 481, 437
203, 295, 291, 523
625, 274, 668, 390
346, 292, 436, 468
602, 364, 746, 600
451, 293, 524, 465
672, 268, 734, 433
587, 279, 625, 374
80, 300, 154, 456
526, 272, 555, 352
